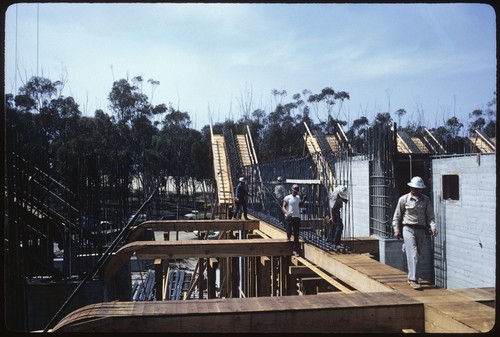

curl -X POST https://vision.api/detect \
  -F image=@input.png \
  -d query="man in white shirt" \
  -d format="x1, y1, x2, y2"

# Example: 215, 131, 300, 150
392, 176, 438, 290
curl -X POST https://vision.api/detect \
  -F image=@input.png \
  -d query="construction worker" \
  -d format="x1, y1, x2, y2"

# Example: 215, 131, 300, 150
282, 184, 306, 256
392, 176, 438, 290
328, 185, 349, 249
274, 176, 287, 202
273, 177, 287, 224
233, 177, 250, 220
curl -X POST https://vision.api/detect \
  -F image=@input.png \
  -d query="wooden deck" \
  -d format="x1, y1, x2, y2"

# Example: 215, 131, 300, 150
328, 254, 495, 333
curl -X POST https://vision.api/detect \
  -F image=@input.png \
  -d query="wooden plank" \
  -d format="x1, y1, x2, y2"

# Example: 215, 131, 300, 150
257, 256, 271, 297
289, 265, 316, 276
300, 277, 329, 288
425, 301, 495, 333
424, 304, 480, 333
293, 256, 355, 293
447, 287, 495, 303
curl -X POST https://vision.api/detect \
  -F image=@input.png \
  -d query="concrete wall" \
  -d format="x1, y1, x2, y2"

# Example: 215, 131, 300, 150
432, 153, 496, 289
339, 158, 371, 238
378, 236, 434, 282
345, 153, 496, 289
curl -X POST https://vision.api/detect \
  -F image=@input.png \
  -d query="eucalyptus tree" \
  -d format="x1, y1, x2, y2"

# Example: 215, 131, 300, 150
468, 93, 496, 137
259, 99, 306, 162
158, 109, 196, 205
307, 87, 334, 122
247, 108, 266, 157
108, 77, 167, 199
346, 116, 369, 154
183, 126, 212, 209
373, 112, 392, 126
395, 108, 407, 129
10, 76, 84, 176
444, 116, 463, 138
467, 109, 486, 136
483, 95, 497, 137
14, 76, 63, 114
5, 93, 48, 166
427, 116, 464, 153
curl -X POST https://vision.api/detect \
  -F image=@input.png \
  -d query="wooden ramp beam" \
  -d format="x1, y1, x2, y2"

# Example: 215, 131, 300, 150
51, 292, 424, 333
126, 219, 259, 242
103, 239, 293, 282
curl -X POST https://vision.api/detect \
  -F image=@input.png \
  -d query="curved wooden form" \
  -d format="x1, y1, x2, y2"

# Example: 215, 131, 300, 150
125, 219, 259, 243
103, 238, 293, 283
51, 291, 424, 333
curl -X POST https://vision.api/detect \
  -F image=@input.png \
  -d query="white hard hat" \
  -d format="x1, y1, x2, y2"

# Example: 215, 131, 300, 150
239, 177, 245, 182
292, 184, 299, 191
277, 176, 283, 182
407, 176, 426, 189
335, 185, 348, 200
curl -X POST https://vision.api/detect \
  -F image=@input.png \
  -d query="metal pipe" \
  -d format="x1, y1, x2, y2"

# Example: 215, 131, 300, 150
408, 154, 412, 179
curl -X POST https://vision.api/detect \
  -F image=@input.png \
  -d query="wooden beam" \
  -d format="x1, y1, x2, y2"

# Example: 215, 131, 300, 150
154, 259, 163, 300
293, 256, 355, 293
207, 258, 217, 299
289, 265, 316, 276
104, 239, 293, 282
300, 277, 329, 288
303, 244, 394, 293
126, 219, 260, 243
257, 256, 271, 297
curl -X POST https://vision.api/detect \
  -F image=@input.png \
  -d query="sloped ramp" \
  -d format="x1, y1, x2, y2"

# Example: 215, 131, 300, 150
303, 124, 335, 185
469, 130, 495, 153
235, 134, 253, 166
211, 133, 233, 205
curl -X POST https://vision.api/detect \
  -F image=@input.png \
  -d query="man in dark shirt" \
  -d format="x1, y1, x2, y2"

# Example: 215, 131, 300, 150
233, 177, 250, 220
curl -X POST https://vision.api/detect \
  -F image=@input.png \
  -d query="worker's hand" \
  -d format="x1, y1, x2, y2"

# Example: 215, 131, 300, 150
431, 229, 438, 237
395, 232, 401, 240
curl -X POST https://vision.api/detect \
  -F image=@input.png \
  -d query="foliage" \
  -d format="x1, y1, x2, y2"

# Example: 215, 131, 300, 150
5, 76, 496, 199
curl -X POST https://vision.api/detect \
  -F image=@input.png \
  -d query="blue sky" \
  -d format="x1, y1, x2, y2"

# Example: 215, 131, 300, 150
4, 3, 496, 132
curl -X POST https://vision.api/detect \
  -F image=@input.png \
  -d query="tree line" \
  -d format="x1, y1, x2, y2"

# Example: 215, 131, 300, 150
5, 75, 496, 198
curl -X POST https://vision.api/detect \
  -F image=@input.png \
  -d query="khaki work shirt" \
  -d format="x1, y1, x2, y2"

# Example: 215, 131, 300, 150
392, 192, 436, 235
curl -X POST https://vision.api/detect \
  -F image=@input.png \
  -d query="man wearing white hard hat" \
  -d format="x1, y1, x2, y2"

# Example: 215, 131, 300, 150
328, 185, 349, 249
392, 176, 438, 290
274, 177, 287, 202
233, 177, 250, 220
274, 177, 287, 225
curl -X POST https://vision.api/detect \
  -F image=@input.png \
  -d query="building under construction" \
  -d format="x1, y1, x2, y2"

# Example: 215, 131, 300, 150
3, 122, 496, 333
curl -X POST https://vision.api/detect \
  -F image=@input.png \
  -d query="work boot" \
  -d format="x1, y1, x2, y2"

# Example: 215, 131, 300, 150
409, 280, 422, 290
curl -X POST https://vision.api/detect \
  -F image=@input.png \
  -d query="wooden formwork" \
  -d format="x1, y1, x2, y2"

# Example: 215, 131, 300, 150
56, 219, 494, 333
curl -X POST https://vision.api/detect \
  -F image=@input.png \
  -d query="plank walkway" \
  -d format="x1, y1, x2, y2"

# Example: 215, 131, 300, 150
331, 253, 495, 333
